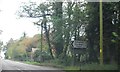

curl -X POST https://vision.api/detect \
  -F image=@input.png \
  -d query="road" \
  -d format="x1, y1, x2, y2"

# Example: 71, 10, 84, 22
0, 59, 64, 72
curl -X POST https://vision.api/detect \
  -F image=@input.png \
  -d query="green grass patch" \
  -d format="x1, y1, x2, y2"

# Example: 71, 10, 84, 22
64, 63, 118, 70
38, 62, 64, 68
24, 61, 40, 65
81, 63, 118, 70
23, 61, 118, 70
23, 61, 64, 69
64, 66, 80, 70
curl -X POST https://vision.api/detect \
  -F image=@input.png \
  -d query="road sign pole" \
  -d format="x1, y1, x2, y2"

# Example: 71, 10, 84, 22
99, 0, 103, 65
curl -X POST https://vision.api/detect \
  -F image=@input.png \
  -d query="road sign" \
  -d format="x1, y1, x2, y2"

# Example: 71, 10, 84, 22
73, 40, 87, 48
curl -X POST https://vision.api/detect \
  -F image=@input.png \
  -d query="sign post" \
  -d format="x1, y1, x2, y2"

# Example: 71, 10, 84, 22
72, 40, 87, 66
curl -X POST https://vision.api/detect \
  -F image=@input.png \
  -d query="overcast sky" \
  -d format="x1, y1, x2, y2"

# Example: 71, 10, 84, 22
0, 0, 43, 44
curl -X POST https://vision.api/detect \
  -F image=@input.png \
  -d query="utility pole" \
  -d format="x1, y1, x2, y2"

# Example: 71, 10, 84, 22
99, 0, 103, 65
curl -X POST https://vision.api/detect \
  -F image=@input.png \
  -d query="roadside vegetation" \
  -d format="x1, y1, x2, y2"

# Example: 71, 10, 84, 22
24, 60, 118, 70
2, 1, 119, 71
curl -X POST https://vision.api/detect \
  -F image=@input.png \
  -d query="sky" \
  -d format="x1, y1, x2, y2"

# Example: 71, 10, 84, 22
0, 0, 43, 44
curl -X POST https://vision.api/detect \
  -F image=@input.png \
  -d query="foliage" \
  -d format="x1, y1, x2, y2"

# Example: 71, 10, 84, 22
33, 50, 51, 62
12, 1, 120, 67
5, 34, 49, 61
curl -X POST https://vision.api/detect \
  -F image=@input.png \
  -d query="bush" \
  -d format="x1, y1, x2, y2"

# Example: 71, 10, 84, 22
33, 50, 52, 62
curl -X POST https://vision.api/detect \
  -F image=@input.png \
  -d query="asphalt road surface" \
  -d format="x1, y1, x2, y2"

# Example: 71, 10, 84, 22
0, 59, 64, 72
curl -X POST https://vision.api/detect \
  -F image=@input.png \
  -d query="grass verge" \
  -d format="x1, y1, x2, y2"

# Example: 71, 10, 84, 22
24, 61, 64, 69
23, 61, 118, 70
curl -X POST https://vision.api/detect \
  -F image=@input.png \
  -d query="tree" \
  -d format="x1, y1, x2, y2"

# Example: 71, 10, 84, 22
85, 2, 100, 63
85, 2, 119, 64
51, 2, 64, 58
17, 1, 119, 65
102, 2, 120, 64
19, 2, 54, 59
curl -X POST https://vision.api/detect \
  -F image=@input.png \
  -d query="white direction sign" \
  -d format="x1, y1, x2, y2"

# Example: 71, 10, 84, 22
73, 40, 87, 48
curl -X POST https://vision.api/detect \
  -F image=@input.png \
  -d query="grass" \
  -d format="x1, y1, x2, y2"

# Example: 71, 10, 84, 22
80, 63, 118, 70
23, 61, 118, 70
24, 61, 64, 69
64, 63, 118, 70
24, 61, 40, 65
64, 66, 80, 70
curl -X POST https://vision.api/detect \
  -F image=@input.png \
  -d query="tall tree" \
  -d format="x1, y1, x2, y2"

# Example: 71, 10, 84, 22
19, 2, 54, 58
102, 2, 120, 64
51, 2, 64, 58
86, 2, 100, 63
